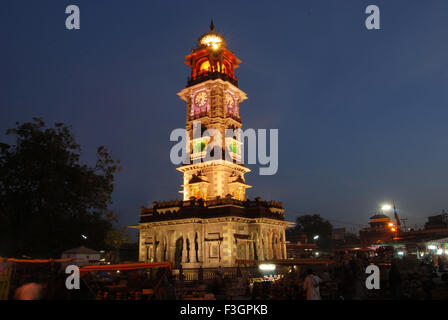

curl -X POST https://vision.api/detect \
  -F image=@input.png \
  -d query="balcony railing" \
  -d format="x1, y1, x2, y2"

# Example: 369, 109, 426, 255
187, 71, 238, 87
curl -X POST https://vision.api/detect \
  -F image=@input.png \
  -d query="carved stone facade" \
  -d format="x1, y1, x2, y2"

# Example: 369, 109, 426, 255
138, 198, 292, 268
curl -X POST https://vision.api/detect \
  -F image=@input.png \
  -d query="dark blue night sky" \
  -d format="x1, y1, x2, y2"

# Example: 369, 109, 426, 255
2, 0, 448, 237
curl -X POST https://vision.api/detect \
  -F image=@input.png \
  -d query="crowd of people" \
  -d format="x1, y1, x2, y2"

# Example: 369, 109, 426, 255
5, 251, 448, 300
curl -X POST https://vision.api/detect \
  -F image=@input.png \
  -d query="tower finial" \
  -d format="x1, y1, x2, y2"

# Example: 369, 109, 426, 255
210, 20, 214, 31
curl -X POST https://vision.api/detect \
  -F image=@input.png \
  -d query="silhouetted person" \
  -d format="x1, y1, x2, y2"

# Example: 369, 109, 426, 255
389, 262, 402, 299
179, 264, 184, 281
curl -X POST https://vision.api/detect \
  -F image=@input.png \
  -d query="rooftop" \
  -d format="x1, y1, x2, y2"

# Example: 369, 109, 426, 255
62, 246, 100, 255
139, 197, 287, 223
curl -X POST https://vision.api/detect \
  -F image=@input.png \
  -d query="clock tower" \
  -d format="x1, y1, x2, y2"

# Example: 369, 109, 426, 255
136, 22, 293, 271
177, 21, 251, 202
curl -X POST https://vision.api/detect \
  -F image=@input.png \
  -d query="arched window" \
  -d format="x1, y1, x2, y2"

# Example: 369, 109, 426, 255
221, 63, 227, 74
199, 60, 211, 73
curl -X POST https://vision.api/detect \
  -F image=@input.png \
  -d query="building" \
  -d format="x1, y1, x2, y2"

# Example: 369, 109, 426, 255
359, 214, 396, 246
425, 210, 448, 230
286, 242, 317, 259
60, 246, 101, 268
135, 22, 293, 269
332, 227, 346, 241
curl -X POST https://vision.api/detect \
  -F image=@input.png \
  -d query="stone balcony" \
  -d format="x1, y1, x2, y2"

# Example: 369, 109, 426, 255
140, 196, 285, 223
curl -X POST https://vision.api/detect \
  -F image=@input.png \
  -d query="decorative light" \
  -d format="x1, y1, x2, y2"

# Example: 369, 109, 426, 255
200, 34, 223, 49
437, 249, 443, 255
428, 245, 437, 250
259, 264, 276, 271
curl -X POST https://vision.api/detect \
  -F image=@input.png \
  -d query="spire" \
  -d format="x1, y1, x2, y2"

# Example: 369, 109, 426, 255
210, 19, 214, 31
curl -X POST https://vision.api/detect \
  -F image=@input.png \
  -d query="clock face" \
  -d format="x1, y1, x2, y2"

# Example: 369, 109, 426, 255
194, 91, 208, 107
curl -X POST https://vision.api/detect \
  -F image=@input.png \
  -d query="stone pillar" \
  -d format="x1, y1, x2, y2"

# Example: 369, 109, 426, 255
274, 233, 279, 260
263, 234, 268, 260
267, 233, 272, 260
282, 231, 287, 259
156, 237, 162, 262
188, 234, 194, 263
257, 238, 263, 261
198, 232, 203, 262
277, 235, 281, 259
168, 234, 174, 263
249, 242, 254, 260
151, 234, 157, 262
155, 234, 160, 262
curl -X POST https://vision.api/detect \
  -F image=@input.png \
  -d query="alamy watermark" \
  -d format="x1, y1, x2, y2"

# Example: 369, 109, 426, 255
170, 121, 278, 175
65, 265, 80, 290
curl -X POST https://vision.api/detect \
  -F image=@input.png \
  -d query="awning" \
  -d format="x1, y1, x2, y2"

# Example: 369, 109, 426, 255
79, 262, 172, 272
235, 259, 334, 266
1, 257, 75, 264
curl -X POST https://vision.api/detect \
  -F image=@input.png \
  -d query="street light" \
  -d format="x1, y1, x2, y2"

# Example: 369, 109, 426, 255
313, 235, 319, 240
381, 204, 392, 211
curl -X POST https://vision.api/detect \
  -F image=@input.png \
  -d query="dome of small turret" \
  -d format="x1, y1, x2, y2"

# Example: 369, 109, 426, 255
197, 20, 227, 49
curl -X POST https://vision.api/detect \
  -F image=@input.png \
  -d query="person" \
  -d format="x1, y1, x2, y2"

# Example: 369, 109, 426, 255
14, 282, 44, 300
303, 268, 321, 300
389, 261, 402, 299
439, 256, 445, 272
216, 265, 224, 278
321, 269, 331, 282
179, 264, 184, 281
432, 255, 439, 274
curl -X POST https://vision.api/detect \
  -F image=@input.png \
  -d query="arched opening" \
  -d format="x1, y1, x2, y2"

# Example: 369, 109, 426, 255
252, 234, 259, 260
195, 233, 199, 262
186, 238, 191, 263
199, 60, 211, 73
237, 242, 245, 259
145, 245, 150, 261
174, 237, 183, 268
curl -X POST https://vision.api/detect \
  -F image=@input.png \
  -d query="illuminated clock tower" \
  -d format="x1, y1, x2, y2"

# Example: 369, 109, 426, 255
136, 22, 293, 271
177, 21, 251, 202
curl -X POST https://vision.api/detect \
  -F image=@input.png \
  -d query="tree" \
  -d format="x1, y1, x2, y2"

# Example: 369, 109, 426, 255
286, 214, 333, 250
104, 227, 127, 263
0, 118, 121, 258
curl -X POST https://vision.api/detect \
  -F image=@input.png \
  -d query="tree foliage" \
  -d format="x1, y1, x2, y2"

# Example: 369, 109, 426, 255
104, 227, 127, 263
286, 214, 333, 250
0, 118, 121, 258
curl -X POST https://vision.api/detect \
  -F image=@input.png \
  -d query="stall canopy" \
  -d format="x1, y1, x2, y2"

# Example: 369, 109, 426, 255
1, 258, 74, 264
235, 259, 334, 266
79, 262, 172, 272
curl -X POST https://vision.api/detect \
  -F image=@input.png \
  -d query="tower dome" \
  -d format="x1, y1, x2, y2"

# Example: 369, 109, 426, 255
197, 20, 227, 49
